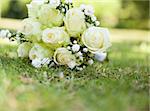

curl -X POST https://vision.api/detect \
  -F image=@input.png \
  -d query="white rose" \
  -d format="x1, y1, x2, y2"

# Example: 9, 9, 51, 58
17, 42, 32, 58
54, 48, 76, 69
64, 8, 87, 37
21, 18, 42, 42
29, 43, 53, 60
38, 4, 63, 27
27, 1, 43, 19
82, 26, 111, 52
42, 27, 70, 45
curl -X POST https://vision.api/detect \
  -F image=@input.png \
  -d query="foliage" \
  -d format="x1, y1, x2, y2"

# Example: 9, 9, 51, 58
1, 0, 30, 19
117, 0, 150, 30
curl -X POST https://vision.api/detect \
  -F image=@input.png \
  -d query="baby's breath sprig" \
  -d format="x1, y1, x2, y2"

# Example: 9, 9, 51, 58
16, 32, 31, 43
44, 0, 73, 15
56, 1, 73, 14
80, 4, 100, 27
85, 15, 100, 27
0, 29, 30, 44
65, 37, 95, 71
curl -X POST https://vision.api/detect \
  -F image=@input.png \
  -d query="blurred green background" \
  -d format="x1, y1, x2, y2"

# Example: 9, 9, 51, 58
0, 0, 149, 30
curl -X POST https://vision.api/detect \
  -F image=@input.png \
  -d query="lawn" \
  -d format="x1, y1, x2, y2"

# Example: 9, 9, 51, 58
0, 22, 149, 111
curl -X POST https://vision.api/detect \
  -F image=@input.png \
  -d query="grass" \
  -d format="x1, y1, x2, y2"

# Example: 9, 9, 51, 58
0, 38, 149, 111
0, 19, 149, 111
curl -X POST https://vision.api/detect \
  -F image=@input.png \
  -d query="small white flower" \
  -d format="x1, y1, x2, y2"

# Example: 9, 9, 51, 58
15, 34, 20, 42
62, 8, 65, 12
91, 15, 97, 21
79, 56, 83, 61
94, 52, 107, 62
50, 0, 60, 7
73, 40, 77, 44
32, 59, 42, 68
58, 72, 64, 79
72, 44, 80, 52
81, 5, 94, 16
78, 67, 83, 71
88, 59, 94, 65
76, 67, 84, 71
49, 62, 55, 67
76, 51, 82, 57
95, 21, 100, 26
80, 4, 86, 10
83, 65, 86, 69
67, 46, 71, 50
83, 48, 88, 52
16, 34, 20, 39
84, 10, 93, 16
76, 67, 83, 71
65, 0, 72, 4
67, 61, 76, 69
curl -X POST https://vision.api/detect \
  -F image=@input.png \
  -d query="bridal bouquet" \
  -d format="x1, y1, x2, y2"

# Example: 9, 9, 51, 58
0, 0, 111, 71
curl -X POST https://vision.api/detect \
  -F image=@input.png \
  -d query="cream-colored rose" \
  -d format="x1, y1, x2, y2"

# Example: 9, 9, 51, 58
54, 48, 76, 69
64, 8, 87, 37
82, 26, 111, 52
29, 43, 53, 60
38, 4, 63, 27
27, 0, 43, 19
17, 42, 32, 58
21, 18, 42, 42
42, 27, 70, 45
